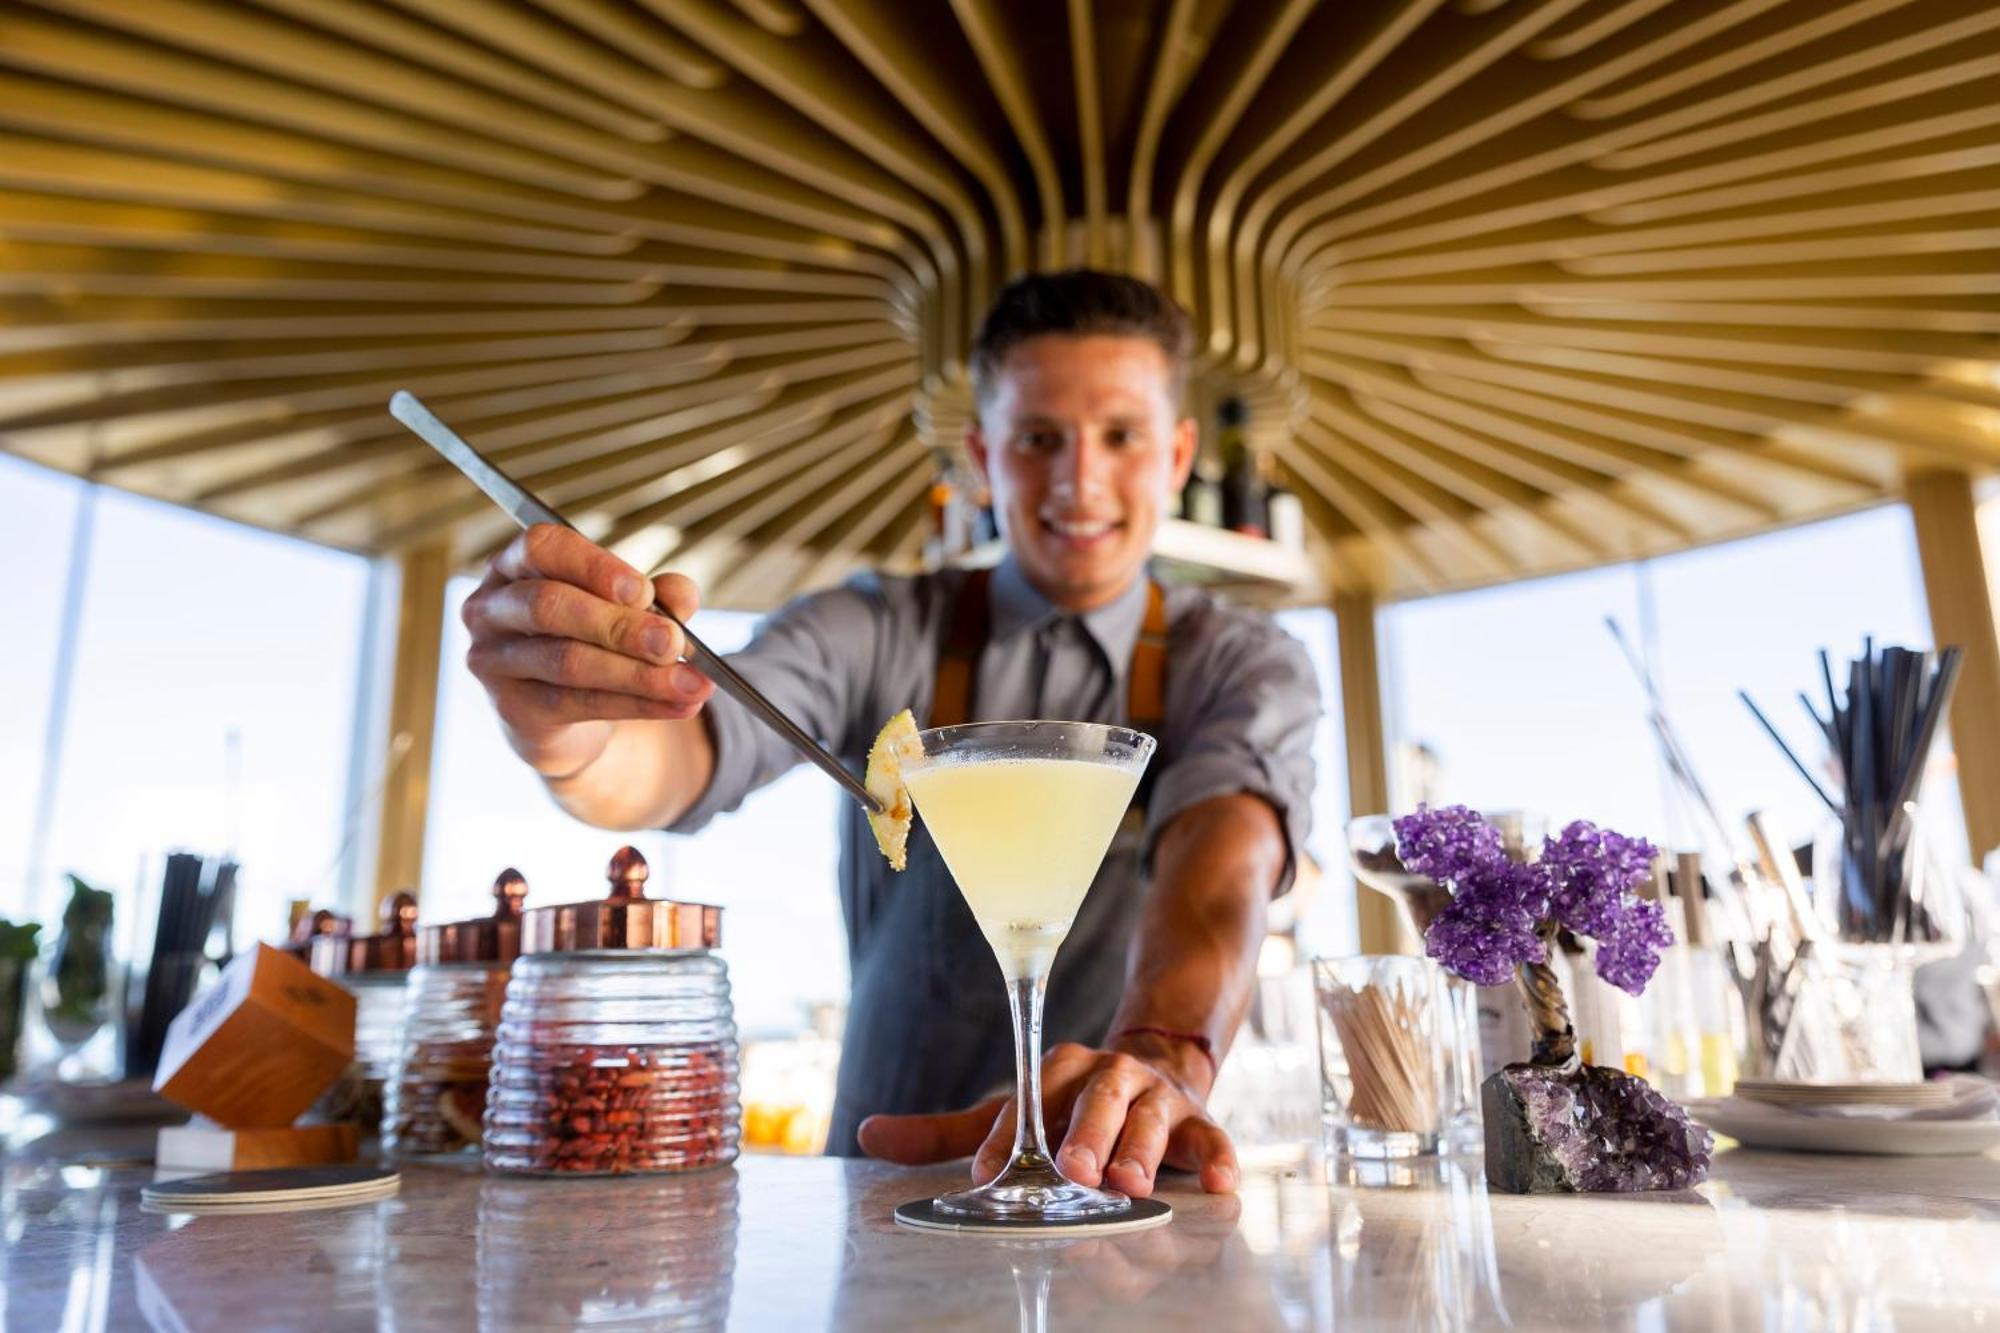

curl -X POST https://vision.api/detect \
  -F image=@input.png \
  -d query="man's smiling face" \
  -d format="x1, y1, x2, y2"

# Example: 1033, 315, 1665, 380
966, 334, 1198, 612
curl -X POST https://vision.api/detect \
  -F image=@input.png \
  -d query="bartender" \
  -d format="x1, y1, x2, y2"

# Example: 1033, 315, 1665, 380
461, 270, 1320, 1198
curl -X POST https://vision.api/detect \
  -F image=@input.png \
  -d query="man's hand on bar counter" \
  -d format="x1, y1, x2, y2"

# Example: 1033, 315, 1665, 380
856, 1041, 1240, 1198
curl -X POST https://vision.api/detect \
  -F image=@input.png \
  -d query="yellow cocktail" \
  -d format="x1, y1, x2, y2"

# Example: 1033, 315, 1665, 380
901, 720, 1155, 1222
903, 756, 1139, 980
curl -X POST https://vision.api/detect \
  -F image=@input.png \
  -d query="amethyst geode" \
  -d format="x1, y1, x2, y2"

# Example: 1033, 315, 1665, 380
1391, 807, 1712, 1195
1483, 1062, 1713, 1195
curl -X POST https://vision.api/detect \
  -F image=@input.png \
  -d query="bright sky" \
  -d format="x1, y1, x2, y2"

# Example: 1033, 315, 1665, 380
1383, 505, 1963, 871
3, 455, 368, 954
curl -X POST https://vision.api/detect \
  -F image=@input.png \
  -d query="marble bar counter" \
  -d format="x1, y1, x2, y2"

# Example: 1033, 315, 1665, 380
8, 1121, 2000, 1331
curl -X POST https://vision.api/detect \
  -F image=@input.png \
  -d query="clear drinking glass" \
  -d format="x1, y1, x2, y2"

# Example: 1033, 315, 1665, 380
1314, 955, 1447, 1159
902, 720, 1156, 1222
1433, 972, 1484, 1152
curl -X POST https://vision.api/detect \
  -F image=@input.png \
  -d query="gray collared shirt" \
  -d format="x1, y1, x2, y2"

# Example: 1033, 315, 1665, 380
671, 557, 1320, 1153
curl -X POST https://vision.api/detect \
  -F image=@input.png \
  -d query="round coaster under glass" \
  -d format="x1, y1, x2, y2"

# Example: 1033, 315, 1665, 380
142, 1165, 400, 1215
894, 1195, 1172, 1236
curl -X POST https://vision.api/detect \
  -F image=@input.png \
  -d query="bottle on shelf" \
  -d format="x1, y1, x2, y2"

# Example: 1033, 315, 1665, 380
1217, 397, 1268, 539
1265, 460, 1306, 553
1180, 459, 1223, 528
1672, 852, 1741, 1098
922, 476, 954, 569
1638, 855, 1701, 1098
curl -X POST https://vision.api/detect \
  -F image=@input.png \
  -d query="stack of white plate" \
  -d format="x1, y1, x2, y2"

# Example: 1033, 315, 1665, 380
1690, 1077, 2000, 1156
1732, 1079, 1957, 1112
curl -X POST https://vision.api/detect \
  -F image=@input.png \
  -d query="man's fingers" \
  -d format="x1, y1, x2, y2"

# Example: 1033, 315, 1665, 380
1059, 1235, 1167, 1303
486, 677, 702, 729
472, 578, 684, 666
970, 1097, 1019, 1183
856, 1095, 1008, 1166
1101, 1089, 1176, 1198
1163, 1113, 1240, 1193
494, 523, 652, 608
653, 572, 700, 622
470, 636, 711, 709
1055, 1055, 1150, 1188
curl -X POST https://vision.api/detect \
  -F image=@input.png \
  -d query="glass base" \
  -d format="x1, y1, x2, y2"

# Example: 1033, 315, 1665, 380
934, 1151, 1131, 1221
1446, 1111, 1485, 1154
1326, 1122, 1441, 1160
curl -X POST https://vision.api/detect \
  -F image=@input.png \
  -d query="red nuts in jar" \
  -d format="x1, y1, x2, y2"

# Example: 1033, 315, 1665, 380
486, 1040, 740, 1174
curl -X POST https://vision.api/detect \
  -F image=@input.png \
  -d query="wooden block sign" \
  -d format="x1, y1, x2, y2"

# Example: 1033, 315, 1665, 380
153, 943, 356, 1128
156, 1120, 361, 1172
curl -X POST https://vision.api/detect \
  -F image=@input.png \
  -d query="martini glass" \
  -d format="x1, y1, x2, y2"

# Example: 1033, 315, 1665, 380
901, 720, 1156, 1221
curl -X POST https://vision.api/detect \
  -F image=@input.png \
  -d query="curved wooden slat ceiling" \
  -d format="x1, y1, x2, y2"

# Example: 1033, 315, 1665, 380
1, 0, 1996, 606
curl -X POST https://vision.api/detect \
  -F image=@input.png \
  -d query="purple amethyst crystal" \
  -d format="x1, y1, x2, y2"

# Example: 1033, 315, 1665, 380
1483, 1063, 1712, 1195
1538, 820, 1668, 994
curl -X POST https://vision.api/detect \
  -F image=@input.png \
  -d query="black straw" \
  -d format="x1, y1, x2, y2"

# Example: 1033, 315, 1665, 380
1738, 690, 1838, 814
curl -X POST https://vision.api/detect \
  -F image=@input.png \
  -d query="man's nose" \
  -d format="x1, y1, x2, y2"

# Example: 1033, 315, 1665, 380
1054, 432, 1110, 499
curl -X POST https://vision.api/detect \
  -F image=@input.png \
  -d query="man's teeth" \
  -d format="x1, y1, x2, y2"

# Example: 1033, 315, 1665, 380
1047, 518, 1116, 538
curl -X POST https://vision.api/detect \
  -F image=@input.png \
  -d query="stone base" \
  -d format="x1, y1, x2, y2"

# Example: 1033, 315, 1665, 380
1482, 1063, 1712, 1194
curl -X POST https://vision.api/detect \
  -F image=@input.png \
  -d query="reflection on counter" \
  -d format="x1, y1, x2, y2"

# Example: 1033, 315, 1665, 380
832, 1161, 1269, 1331
1233, 1151, 1999, 1332
476, 1169, 739, 1330
8, 1104, 2000, 1331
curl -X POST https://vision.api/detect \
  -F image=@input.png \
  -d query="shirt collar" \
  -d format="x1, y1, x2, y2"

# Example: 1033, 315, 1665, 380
988, 556, 1151, 668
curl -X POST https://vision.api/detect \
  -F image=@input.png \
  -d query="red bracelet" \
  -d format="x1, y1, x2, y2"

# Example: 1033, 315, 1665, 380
1110, 1025, 1218, 1081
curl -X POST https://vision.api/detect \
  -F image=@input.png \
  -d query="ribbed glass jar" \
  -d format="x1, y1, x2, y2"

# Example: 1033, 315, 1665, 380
313, 972, 409, 1134
484, 951, 741, 1175
384, 961, 510, 1156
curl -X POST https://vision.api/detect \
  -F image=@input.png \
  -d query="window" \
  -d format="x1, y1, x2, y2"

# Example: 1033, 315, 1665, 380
0, 455, 82, 921
1274, 608, 1356, 959
1645, 505, 1957, 867
1383, 505, 1965, 868
18, 475, 371, 945
1383, 566, 1656, 834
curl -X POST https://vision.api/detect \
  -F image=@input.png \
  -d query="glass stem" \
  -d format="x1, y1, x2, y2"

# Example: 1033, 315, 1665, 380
1006, 971, 1056, 1167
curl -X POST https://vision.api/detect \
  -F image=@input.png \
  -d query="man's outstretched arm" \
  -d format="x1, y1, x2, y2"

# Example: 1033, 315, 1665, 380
857, 791, 1287, 1197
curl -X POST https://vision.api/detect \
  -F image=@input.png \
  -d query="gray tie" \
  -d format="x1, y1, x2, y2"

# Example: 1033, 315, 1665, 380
1033, 616, 1108, 721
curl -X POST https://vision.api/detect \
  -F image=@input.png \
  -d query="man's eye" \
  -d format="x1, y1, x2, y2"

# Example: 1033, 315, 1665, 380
1021, 430, 1062, 450
1106, 428, 1138, 447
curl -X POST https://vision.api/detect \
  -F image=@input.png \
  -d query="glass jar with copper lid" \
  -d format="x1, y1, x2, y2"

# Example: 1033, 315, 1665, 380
484, 847, 740, 1175
308, 890, 419, 1135
383, 870, 527, 1157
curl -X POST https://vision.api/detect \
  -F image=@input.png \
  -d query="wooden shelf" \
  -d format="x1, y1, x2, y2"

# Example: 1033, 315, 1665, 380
949, 518, 1319, 606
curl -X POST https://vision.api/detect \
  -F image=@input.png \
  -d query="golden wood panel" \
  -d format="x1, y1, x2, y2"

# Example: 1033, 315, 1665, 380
0, 0, 1994, 604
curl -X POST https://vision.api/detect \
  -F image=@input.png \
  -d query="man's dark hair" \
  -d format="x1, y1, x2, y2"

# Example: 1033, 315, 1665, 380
969, 269, 1195, 407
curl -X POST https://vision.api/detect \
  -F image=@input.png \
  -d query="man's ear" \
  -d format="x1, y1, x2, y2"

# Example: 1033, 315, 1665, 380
965, 424, 993, 493
1168, 416, 1198, 492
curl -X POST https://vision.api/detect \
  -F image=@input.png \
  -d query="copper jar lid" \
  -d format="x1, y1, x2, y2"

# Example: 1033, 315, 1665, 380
520, 847, 720, 954
417, 869, 529, 966
311, 890, 420, 976
282, 907, 349, 962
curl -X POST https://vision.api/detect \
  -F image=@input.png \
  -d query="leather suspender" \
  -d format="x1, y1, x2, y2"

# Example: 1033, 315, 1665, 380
929, 569, 1168, 732
931, 569, 992, 730
1129, 581, 1169, 734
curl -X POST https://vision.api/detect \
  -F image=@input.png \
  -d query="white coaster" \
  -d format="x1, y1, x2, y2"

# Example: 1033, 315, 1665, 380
894, 1195, 1172, 1236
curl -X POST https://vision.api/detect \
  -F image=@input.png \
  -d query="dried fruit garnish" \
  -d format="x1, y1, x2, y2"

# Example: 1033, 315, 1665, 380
865, 709, 922, 871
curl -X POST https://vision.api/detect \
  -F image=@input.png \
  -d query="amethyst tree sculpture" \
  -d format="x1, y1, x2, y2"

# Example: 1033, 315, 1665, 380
1394, 806, 1713, 1194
